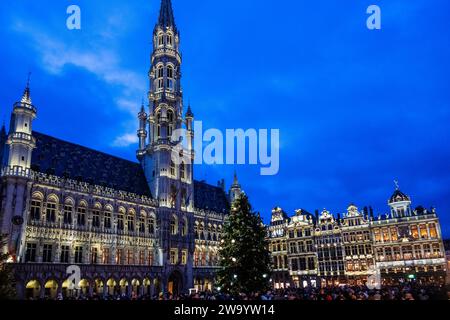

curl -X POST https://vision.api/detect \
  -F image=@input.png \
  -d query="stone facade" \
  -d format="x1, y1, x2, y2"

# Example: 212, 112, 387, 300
268, 190, 447, 289
0, 0, 241, 300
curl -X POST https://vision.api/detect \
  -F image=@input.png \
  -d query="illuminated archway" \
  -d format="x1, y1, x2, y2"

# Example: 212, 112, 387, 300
44, 279, 58, 299
25, 280, 41, 299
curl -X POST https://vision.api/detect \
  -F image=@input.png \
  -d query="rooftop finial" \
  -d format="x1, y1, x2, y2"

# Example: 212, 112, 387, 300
27, 71, 31, 89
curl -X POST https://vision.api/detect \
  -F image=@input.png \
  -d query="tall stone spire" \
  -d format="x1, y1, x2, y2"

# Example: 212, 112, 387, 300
158, 0, 177, 31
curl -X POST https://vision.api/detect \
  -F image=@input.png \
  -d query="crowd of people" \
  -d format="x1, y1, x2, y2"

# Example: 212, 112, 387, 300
33, 283, 450, 301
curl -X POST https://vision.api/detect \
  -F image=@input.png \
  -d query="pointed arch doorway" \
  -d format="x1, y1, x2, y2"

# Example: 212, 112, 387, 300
168, 270, 183, 296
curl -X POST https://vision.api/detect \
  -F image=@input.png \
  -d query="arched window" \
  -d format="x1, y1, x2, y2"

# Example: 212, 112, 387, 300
139, 213, 146, 234
127, 214, 135, 232
104, 207, 112, 229
181, 217, 188, 236
117, 209, 125, 231
157, 33, 164, 47
63, 199, 73, 225
156, 112, 161, 138
156, 65, 164, 91
30, 195, 42, 221
170, 215, 178, 235
170, 160, 176, 176
77, 202, 87, 226
46, 196, 57, 223
180, 162, 185, 179
166, 66, 174, 90
166, 34, 173, 47
148, 215, 156, 235
92, 208, 101, 228
167, 110, 174, 138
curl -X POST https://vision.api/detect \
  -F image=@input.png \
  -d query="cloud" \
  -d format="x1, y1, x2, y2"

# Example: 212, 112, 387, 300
11, 19, 145, 148
112, 133, 139, 147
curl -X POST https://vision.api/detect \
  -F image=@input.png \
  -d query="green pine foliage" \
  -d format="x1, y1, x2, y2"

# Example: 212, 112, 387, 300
0, 234, 16, 300
216, 194, 272, 295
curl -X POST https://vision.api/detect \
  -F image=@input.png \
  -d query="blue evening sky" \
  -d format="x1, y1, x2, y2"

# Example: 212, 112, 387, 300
1, 1, 449, 236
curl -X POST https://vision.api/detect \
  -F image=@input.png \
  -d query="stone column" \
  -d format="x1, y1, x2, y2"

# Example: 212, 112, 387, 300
39, 281, 45, 299
150, 281, 155, 298
57, 280, 63, 298
88, 281, 94, 297
127, 280, 132, 297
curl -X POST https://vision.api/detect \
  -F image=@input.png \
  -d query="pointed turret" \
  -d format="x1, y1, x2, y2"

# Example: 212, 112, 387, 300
185, 103, 194, 119
137, 99, 148, 158
158, 0, 177, 31
229, 171, 242, 203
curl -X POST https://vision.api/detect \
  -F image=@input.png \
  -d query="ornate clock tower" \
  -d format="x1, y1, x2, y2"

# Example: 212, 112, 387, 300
137, 0, 195, 294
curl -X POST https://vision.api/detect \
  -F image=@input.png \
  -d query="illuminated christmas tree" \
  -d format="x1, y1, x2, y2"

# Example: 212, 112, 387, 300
216, 194, 271, 295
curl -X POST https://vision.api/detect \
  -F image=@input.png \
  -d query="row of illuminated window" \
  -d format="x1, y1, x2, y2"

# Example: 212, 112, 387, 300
345, 259, 375, 272
342, 230, 371, 243
269, 241, 287, 252
169, 160, 187, 179
375, 243, 443, 261
154, 109, 176, 140
288, 241, 314, 254
169, 248, 188, 265
170, 215, 189, 236
317, 247, 343, 260
193, 222, 223, 241
193, 251, 220, 267
24, 243, 157, 266
29, 200, 158, 235
290, 257, 316, 271
373, 223, 438, 243
318, 261, 345, 273
288, 228, 312, 239
344, 244, 373, 256
316, 235, 342, 245
156, 33, 174, 48
272, 255, 288, 270
154, 65, 175, 92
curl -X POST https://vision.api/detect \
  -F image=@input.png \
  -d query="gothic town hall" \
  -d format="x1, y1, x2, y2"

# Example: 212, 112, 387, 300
0, 0, 242, 299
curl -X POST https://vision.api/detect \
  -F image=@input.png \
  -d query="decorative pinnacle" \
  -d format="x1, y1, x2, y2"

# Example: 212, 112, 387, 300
21, 72, 32, 105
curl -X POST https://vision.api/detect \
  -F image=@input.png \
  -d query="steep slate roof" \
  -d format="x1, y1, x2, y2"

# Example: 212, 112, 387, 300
194, 180, 230, 214
31, 132, 152, 197
28, 132, 230, 214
